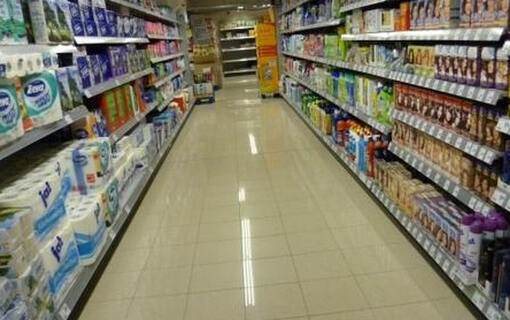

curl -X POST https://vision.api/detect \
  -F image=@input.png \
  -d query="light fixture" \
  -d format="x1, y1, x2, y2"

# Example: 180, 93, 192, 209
237, 5, 244, 9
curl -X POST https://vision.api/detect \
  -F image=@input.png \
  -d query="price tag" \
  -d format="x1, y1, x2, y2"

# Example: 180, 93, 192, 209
441, 81, 449, 92
421, 121, 428, 131
472, 291, 487, 311
484, 150, 495, 164
464, 141, 473, 153
445, 132, 453, 144
425, 78, 433, 88
402, 215, 409, 225
428, 126, 436, 136
457, 84, 466, 96
442, 258, 451, 272
59, 304, 72, 320
492, 189, 507, 206
485, 90, 496, 104
452, 185, 461, 197
426, 167, 433, 177
495, 118, 510, 133
454, 137, 463, 149
443, 179, 451, 190
476, 89, 486, 102
432, 80, 440, 90
424, 239, 431, 250
470, 144, 479, 156
428, 244, 437, 256
64, 114, 73, 124
417, 232, 424, 244
475, 200, 484, 212
418, 161, 424, 171
486, 306, 502, 320
412, 226, 419, 238
419, 77, 426, 87
434, 173, 441, 184
405, 153, 411, 162
477, 148, 487, 161
412, 75, 419, 84
436, 128, 444, 139
406, 219, 413, 231
467, 86, 476, 99
434, 251, 443, 264
468, 196, 477, 209
412, 158, 418, 167
449, 83, 458, 94
448, 266, 457, 279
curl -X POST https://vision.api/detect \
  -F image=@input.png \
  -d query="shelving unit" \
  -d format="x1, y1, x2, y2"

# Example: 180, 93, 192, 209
74, 36, 149, 45
220, 36, 256, 41
150, 52, 185, 64
224, 69, 257, 75
282, 51, 506, 105
281, 19, 343, 34
0, 106, 88, 162
105, 0, 180, 24
220, 26, 255, 31
146, 34, 183, 41
55, 100, 195, 320
341, 27, 506, 42
282, 92, 508, 320
223, 57, 257, 64
280, 0, 312, 15
220, 23, 258, 76
284, 72, 392, 134
83, 68, 154, 98
222, 47, 256, 52
152, 69, 184, 88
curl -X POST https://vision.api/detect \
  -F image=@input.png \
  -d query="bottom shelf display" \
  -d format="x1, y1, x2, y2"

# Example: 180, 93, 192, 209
281, 92, 510, 320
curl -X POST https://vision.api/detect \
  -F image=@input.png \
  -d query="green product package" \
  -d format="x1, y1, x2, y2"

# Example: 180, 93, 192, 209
66, 66, 84, 108
28, 0, 71, 43
337, 27, 347, 61
0, 79, 24, 145
377, 85, 393, 125
56, 68, 73, 111
325, 35, 339, 59
21, 70, 63, 128
0, 0, 28, 44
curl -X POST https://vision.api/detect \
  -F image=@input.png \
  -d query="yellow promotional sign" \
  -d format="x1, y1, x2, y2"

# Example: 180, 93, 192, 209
255, 23, 278, 95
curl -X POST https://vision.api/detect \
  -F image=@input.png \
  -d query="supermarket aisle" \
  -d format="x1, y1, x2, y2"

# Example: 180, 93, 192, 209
79, 77, 477, 320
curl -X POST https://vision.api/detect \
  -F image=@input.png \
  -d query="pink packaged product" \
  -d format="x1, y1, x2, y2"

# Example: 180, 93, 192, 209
434, 45, 443, 79
460, 0, 473, 26
450, 46, 459, 83
495, 48, 508, 90
480, 47, 495, 88
466, 46, 480, 86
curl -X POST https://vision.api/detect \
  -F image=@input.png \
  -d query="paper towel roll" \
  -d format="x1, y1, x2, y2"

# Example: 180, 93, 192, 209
69, 202, 107, 265
103, 177, 120, 224
70, 144, 105, 195
0, 79, 25, 148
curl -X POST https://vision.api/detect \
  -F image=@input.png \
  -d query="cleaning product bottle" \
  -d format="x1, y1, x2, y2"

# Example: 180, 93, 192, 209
460, 214, 477, 267
357, 134, 366, 172
366, 137, 375, 177
479, 219, 498, 291
465, 220, 484, 278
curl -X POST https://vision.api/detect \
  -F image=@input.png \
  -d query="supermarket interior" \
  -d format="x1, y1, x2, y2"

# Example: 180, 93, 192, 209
4, 0, 510, 319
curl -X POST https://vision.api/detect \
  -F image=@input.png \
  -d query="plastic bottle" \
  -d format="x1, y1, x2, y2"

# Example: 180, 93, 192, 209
478, 219, 498, 289
357, 134, 366, 172
465, 220, 484, 275
366, 137, 375, 177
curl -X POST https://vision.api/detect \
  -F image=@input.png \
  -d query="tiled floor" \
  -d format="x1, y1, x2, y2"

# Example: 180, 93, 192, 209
79, 76, 477, 320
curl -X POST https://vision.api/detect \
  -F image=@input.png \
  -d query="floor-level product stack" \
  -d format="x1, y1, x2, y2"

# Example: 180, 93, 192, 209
0, 1, 194, 319
278, 0, 510, 319
220, 23, 258, 76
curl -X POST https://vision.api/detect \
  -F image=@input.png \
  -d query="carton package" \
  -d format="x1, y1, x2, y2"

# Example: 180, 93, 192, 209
68, 1, 85, 36
66, 66, 84, 108
56, 68, 73, 111
28, 0, 72, 43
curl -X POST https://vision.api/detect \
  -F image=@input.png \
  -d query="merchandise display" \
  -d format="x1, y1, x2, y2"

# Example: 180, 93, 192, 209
278, 0, 510, 319
0, 0, 193, 319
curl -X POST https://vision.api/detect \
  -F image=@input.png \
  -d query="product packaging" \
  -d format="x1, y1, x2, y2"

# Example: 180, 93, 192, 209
0, 0, 28, 44
76, 52, 91, 89
481, 47, 496, 88
56, 68, 73, 111
0, 79, 25, 147
66, 66, 84, 108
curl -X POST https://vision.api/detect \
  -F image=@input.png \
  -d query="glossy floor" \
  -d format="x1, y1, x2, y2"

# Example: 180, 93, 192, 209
79, 76, 476, 320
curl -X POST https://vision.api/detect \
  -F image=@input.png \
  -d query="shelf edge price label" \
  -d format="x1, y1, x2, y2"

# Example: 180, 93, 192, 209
486, 306, 502, 320
452, 185, 461, 197
417, 232, 424, 244
434, 251, 443, 265
424, 239, 431, 250
59, 304, 72, 320
442, 258, 451, 272
445, 132, 453, 144
426, 167, 433, 177
443, 179, 451, 191
468, 196, 477, 209
472, 291, 487, 311
454, 137, 463, 149
434, 172, 441, 184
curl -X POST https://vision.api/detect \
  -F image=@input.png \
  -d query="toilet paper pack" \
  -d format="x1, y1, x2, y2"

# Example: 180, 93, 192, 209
39, 221, 80, 303
0, 79, 24, 148
68, 201, 106, 265
66, 66, 84, 108
104, 177, 119, 224
20, 70, 64, 129
28, 0, 63, 43
56, 68, 73, 112
0, 0, 28, 45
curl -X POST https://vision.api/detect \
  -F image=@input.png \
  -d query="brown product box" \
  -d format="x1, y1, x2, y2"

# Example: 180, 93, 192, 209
473, 163, 483, 193
395, 83, 404, 109
460, 0, 473, 26
484, 109, 496, 147
469, 105, 479, 140
493, 111, 505, 151
481, 166, 492, 199
496, 0, 510, 26
460, 156, 475, 188
477, 106, 487, 143
490, 168, 498, 198
482, 0, 497, 25
460, 100, 471, 136
442, 144, 452, 173
450, 149, 463, 180
401, 2, 411, 30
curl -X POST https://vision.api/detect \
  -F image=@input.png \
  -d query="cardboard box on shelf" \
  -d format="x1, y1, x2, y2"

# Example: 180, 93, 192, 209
194, 63, 223, 89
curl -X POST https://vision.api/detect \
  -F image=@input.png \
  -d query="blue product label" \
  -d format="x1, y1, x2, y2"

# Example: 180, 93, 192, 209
98, 141, 110, 175
94, 6, 107, 23
84, 19, 98, 36
99, 54, 112, 81
107, 23, 117, 37
48, 240, 80, 295
33, 192, 66, 238
71, 18, 85, 36
21, 72, 59, 118
72, 145, 89, 195
107, 179, 119, 220
0, 86, 20, 134
69, 2, 81, 19
80, 4, 94, 21
74, 222, 106, 258
89, 56, 102, 85
98, 22, 108, 37
76, 57, 91, 89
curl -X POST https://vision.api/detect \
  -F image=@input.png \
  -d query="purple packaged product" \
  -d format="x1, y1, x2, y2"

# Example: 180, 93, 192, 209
481, 47, 496, 88
466, 46, 480, 86
117, 15, 124, 37
88, 55, 102, 85
460, 0, 472, 26
447, 46, 457, 82
458, 46, 468, 84
107, 47, 121, 77
123, 16, 132, 37
98, 53, 112, 82
106, 10, 117, 37
68, 2, 85, 36
94, 6, 108, 36
119, 47, 128, 75
76, 55, 91, 89
81, 4, 98, 36
460, 214, 477, 266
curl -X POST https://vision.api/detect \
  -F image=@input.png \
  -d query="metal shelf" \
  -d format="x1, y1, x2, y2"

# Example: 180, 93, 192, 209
0, 44, 77, 55
150, 52, 185, 64
391, 109, 502, 165
496, 117, 510, 135
281, 19, 343, 34
109, 99, 160, 143
156, 86, 188, 112
55, 101, 195, 320
284, 72, 392, 134
152, 69, 183, 88
340, 0, 391, 12
222, 47, 256, 52
282, 51, 506, 106
74, 36, 149, 45
84, 68, 153, 98
280, 0, 312, 15
105, 0, 180, 24
147, 34, 183, 41
220, 26, 255, 31
388, 142, 493, 213
341, 27, 506, 42
0, 106, 88, 162
223, 57, 257, 64
224, 69, 257, 75
282, 92, 509, 320
220, 36, 256, 41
